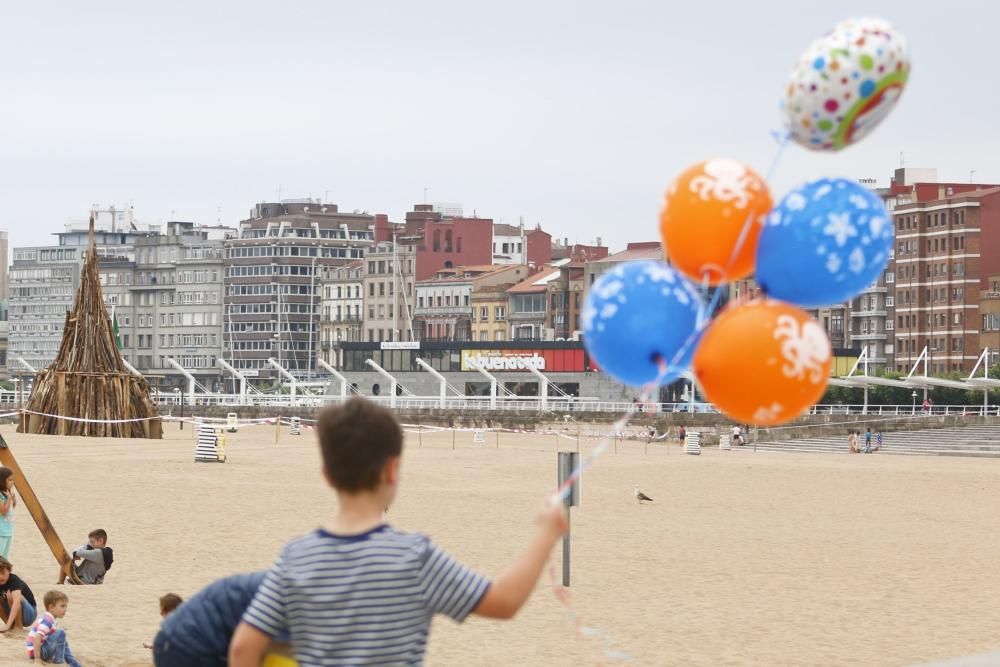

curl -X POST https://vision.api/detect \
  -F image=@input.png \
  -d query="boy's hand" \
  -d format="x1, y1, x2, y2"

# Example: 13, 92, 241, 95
538, 503, 569, 538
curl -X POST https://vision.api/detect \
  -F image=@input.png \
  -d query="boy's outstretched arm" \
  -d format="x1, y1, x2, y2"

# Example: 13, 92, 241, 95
229, 622, 271, 667
474, 502, 568, 619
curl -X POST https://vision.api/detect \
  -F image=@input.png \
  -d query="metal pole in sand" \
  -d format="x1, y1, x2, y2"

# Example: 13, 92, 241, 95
275, 415, 280, 444
557, 451, 580, 587
418, 426, 422, 448
452, 426, 455, 451
495, 426, 499, 449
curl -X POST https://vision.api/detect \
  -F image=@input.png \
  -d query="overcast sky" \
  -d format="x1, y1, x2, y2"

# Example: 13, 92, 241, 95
1, 1, 996, 252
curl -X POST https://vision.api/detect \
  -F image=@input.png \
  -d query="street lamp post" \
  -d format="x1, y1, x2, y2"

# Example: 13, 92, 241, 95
911, 390, 918, 415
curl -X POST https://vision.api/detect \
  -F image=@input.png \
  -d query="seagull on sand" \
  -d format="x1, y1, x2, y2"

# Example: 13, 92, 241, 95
633, 484, 653, 505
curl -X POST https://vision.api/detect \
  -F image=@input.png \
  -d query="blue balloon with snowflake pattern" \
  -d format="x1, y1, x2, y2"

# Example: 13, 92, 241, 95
755, 178, 894, 308
582, 260, 704, 387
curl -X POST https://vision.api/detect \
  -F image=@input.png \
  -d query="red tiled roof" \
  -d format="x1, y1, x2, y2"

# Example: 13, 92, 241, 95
506, 268, 560, 294
591, 243, 664, 264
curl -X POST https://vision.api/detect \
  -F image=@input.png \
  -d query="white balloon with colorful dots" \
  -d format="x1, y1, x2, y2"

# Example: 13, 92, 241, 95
784, 17, 910, 151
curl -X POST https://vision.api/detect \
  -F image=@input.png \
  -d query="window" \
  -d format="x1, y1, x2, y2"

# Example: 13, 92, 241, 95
480, 306, 488, 320
480, 332, 488, 342
463, 294, 469, 306
885, 296, 894, 307
885, 272, 894, 284
418, 296, 424, 308
433, 230, 441, 252
369, 283, 375, 297
885, 320, 894, 331
512, 294, 544, 313
495, 306, 506, 321
495, 330, 505, 341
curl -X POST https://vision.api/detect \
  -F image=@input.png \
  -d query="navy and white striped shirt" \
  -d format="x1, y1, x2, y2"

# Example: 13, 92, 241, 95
243, 525, 490, 666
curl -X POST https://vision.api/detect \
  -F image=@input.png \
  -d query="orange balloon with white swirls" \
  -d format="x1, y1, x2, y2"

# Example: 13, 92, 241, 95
659, 158, 772, 286
692, 299, 831, 425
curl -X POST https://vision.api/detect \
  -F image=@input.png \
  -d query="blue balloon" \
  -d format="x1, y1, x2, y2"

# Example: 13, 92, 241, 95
582, 260, 704, 387
755, 178, 894, 307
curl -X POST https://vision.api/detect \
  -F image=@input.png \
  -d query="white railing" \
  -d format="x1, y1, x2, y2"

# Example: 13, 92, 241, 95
143, 392, 1000, 417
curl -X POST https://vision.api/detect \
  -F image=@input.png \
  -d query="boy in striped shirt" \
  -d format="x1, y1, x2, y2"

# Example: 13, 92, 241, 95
230, 397, 568, 666
26, 590, 81, 667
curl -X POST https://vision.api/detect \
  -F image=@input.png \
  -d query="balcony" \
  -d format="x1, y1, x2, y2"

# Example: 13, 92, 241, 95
414, 306, 471, 317
859, 283, 888, 293
850, 332, 886, 341
851, 310, 887, 318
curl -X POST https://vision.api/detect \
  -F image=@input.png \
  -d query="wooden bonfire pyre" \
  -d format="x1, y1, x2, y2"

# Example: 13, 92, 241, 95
18, 215, 162, 438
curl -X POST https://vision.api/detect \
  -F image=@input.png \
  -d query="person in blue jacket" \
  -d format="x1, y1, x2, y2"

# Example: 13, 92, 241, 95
152, 571, 287, 666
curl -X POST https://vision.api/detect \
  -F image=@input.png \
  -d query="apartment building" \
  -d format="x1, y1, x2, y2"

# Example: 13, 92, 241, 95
361, 240, 417, 343
319, 261, 364, 366
8, 215, 159, 372
583, 242, 662, 290
124, 224, 228, 390
415, 265, 528, 343
506, 265, 565, 341
546, 260, 585, 340
980, 274, 1000, 369
891, 187, 1000, 374
224, 201, 380, 379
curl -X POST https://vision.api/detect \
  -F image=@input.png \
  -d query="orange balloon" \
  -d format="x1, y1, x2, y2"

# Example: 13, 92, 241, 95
692, 299, 831, 426
659, 159, 772, 285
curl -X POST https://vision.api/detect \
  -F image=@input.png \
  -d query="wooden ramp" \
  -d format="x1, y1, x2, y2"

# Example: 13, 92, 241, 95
0, 433, 81, 584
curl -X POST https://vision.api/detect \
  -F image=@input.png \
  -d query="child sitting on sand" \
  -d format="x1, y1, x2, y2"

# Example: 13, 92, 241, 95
229, 397, 568, 666
26, 590, 81, 667
0, 555, 36, 632
71, 528, 113, 584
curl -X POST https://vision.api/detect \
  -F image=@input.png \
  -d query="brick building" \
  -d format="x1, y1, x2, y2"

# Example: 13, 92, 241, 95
891, 187, 1000, 374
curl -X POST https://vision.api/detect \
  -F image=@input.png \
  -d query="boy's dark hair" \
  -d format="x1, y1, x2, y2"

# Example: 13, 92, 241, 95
317, 397, 403, 492
159, 593, 183, 615
89, 528, 108, 542
0, 556, 10, 573
43, 590, 68, 609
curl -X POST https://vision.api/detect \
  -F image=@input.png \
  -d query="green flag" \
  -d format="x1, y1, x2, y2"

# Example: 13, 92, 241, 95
112, 306, 122, 350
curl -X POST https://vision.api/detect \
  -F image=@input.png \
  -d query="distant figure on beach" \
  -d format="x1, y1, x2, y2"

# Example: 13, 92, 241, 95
71, 528, 113, 585
848, 431, 858, 454
678, 425, 686, 443
922, 398, 930, 413
152, 572, 289, 667
876, 431, 883, 450
0, 467, 16, 559
0, 555, 36, 632
229, 397, 568, 667
864, 427, 873, 453
732, 424, 742, 446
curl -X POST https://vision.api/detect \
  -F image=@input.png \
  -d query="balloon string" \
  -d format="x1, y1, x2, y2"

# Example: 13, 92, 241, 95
696, 129, 793, 305
550, 360, 668, 506
545, 361, 666, 663
765, 129, 793, 182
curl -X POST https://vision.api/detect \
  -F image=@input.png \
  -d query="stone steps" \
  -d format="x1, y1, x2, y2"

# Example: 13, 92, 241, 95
746, 426, 1000, 458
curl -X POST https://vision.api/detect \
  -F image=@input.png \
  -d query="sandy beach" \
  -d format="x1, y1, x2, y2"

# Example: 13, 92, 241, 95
0, 421, 998, 666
